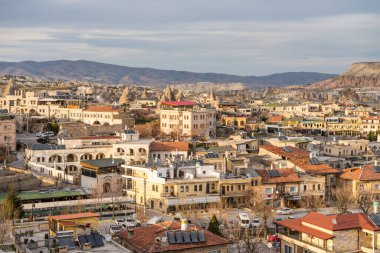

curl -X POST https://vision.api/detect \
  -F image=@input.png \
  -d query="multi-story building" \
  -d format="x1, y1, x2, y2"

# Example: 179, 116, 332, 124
123, 159, 221, 213
160, 101, 216, 138
276, 212, 380, 253
339, 163, 380, 199
0, 113, 16, 152
256, 168, 302, 208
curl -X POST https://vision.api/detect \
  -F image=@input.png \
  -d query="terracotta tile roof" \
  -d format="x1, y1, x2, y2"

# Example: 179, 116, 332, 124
260, 145, 340, 175
301, 212, 380, 231
340, 165, 380, 181
84, 105, 119, 112
362, 116, 380, 120
256, 168, 302, 184
276, 218, 334, 240
119, 221, 229, 252
150, 142, 189, 152
277, 212, 380, 239
49, 212, 100, 221
267, 115, 283, 123
161, 101, 195, 106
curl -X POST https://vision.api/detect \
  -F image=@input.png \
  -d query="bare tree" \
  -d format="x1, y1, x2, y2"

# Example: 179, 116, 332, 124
249, 190, 273, 238
302, 191, 324, 212
356, 193, 372, 214
332, 184, 355, 213
91, 181, 105, 216
0, 205, 12, 244
108, 179, 125, 219
222, 220, 264, 253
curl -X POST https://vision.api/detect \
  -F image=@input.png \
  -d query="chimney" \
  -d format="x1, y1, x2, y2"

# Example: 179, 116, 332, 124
374, 201, 379, 214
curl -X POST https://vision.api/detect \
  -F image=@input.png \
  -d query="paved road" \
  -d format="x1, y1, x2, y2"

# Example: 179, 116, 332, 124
17, 133, 39, 147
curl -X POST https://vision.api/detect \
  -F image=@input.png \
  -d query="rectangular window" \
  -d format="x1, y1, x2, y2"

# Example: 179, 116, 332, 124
290, 186, 297, 192
264, 188, 273, 194
285, 245, 293, 253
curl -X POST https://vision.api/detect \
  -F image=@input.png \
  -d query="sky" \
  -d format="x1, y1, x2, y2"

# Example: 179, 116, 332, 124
0, 0, 379, 75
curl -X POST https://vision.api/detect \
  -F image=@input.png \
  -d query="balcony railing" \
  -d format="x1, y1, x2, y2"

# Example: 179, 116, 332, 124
278, 232, 334, 252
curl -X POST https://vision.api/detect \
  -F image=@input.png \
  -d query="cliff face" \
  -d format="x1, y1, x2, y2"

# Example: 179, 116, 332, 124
308, 62, 380, 89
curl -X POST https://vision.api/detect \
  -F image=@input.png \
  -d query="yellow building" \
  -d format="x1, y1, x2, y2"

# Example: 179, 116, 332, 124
221, 115, 247, 129
48, 212, 100, 238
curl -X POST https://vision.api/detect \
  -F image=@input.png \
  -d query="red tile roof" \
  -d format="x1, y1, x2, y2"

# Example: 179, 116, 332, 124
267, 115, 283, 123
277, 212, 380, 237
276, 218, 334, 240
260, 145, 340, 175
256, 168, 302, 184
150, 142, 189, 152
161, 101, 195, 106
340, 165, 380, 181
119, 221, 229, 252
85, 105, 119, 112
49, 212, 100, 221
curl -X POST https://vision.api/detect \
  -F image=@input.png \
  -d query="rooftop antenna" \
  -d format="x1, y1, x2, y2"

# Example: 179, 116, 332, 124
332, 219, 337, 225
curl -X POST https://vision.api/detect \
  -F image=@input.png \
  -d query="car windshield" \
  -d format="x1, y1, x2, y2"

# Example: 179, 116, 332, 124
242, 220, 249, 224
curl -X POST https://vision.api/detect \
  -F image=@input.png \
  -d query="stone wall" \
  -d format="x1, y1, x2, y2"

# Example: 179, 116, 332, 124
333, 229, 359, 252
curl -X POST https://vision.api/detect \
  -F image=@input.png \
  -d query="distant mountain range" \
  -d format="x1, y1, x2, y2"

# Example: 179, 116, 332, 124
307, 62, 380, 89
0, 60, 336, 88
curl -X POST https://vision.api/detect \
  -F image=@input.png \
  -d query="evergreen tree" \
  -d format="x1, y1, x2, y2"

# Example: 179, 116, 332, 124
208, 214, 222, 236
4, 184, 24, 220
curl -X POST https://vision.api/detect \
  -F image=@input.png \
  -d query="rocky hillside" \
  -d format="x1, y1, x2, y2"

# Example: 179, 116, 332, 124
0, 60, 335, 88
307, 62, 380, 89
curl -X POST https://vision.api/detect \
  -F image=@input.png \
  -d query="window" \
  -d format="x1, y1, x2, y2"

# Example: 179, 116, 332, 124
303, 185, 307, 191
199, 185, 203, 191
374, 184, 380, 190
185, 186, 189, 192
317, 184, 321, 190
203, 171, 206, 174
285, 245, 293, 253
165, 186, 168, 193
264, 188, 273, 194
180, 186, 184, 192
289, 186, 297, 193
194, 185, 198, 191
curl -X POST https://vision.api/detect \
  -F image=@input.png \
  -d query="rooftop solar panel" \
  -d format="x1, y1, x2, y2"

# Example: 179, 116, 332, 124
93, 233, 104, 247
268, 170, 281, 178
369, 214, 380, 226
183, 231, 191, 243
190, 231, 199, 242
58, 236, 75, 250
86, 234, 96, 247
77, 235, 87, 247
198, 230, 206, 242
167, 231, 176, 244
284, 146, 292, 152
175, 231, 183, 243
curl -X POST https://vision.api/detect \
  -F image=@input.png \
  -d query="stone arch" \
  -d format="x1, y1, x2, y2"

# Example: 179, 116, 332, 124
117, 148, 125, 155
49, 155, 62, 163
103, 182, 111, 193
103, 122, 110, 126
96, 153, 105, 159
66, 154, 78, 162
93, 120, 101, 125
240, 120, 244, 126
67, 165, 78, 174
138, 148, 147, 156
129, 149, 134, 156
29, 109, 36, 116
81, 153, 93, 160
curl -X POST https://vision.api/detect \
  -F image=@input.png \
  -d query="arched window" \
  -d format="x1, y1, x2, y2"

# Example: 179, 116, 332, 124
194, 185, 198, 192
185, 186, 189, 192
199, 185, 203, 191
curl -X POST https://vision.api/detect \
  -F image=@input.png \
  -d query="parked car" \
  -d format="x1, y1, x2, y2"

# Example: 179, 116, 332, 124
250, 218, 261, 228
287, 215, 295, 219
147, 216, 164, 225
109, 225, 121, 235
45, 131, 55, 137
268, 234, 281, 243
237, 213, 250, 229
116, 217, 141, 228
276, 208, 294, 215
35, 132, 43, 137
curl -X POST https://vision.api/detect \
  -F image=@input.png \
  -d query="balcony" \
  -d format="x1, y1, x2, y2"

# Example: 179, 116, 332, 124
278, 232, 334, 253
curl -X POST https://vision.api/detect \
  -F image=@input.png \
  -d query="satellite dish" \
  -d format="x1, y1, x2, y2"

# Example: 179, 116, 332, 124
332, 219, 337, 225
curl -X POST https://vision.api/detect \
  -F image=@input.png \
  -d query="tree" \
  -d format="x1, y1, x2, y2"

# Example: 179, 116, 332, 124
332, 184, 355, 213
367, 131, 379, 142
303, 191, 324, 212
208, 214, 222, 236
249, 190, 273, 237
356, 193, 372, 214
91, 181, 105, 217
0, 204, 12, 244
4, 184, 24, 220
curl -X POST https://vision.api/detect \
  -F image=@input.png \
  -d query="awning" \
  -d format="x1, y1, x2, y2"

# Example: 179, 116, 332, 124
167, 196, 221, 206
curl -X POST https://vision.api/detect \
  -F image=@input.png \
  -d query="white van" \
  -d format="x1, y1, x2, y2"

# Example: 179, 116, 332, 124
237, 213, 250, 229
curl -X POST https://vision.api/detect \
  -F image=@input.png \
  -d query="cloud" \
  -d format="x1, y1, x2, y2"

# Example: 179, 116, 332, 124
0, 1, 379, 76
